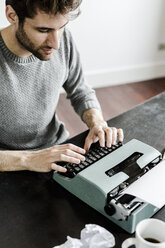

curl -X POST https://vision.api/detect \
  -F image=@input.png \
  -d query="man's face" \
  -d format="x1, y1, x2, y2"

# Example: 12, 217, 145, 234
16, 10, 68, 61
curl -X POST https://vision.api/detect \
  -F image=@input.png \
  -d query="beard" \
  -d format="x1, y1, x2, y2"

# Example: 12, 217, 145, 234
16, 24, 53, 61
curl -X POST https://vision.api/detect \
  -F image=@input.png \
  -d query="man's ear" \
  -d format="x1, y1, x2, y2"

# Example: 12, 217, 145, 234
5, 5, 19, 25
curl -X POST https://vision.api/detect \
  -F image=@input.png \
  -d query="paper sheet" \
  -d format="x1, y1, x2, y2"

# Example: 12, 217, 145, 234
122, 159, 165, 209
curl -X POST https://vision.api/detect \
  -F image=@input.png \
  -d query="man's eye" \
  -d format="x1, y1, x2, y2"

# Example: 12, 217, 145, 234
38, 29, 49, 33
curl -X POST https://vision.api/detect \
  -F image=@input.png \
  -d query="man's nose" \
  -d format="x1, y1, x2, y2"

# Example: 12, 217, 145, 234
47, 30, 60, 50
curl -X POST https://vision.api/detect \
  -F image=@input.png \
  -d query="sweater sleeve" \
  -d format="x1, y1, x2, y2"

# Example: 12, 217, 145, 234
62, 30, 101, 119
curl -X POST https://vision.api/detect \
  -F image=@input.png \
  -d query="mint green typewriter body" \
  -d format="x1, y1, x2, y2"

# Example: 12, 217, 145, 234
53, 139, 162, 233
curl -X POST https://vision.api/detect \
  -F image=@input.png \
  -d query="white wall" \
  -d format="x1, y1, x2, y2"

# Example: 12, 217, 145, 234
1, 0, 165, 88
69, 0, 165, 87
0, 0, 8, 28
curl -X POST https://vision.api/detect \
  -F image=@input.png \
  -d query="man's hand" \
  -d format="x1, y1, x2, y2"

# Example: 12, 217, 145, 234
82, 108, 124, 151
84, 121, 124, 151
25, 143, 86, 172
0, 144, 86, 173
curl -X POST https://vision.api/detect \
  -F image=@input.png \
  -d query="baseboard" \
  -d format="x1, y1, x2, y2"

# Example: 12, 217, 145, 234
60, 61, 165, 93
84, 62, 165, 88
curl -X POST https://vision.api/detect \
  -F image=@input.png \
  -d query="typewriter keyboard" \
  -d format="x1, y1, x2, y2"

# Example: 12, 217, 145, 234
58, 142, 123, 178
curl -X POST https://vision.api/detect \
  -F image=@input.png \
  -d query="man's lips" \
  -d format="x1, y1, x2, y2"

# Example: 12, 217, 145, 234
42, 48, 53, 55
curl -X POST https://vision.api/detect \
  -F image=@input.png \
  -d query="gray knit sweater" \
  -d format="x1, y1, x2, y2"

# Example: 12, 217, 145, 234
0, 29, 100, 150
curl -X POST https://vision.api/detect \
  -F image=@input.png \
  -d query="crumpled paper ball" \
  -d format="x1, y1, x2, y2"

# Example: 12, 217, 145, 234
81, 224, 115, 248
53, 224, 115, 248
54, 236, 83, 248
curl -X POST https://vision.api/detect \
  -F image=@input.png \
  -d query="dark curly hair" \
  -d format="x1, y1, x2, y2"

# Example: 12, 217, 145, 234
6, 0, 82, 23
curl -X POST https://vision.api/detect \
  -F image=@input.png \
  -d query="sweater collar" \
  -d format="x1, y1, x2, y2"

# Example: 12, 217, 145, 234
0, 32, 38, 63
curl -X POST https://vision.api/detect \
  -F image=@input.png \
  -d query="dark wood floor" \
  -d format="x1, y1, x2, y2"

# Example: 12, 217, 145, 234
56, 78, 165, 138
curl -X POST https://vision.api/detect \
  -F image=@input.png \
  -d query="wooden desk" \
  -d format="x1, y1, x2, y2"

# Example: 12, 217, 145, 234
0, 92, 164, 248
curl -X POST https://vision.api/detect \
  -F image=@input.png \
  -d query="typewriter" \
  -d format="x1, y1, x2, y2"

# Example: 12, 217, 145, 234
53, 139, 162, 233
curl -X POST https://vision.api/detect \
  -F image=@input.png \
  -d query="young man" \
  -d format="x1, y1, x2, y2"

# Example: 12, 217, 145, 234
0, 0, 123, 173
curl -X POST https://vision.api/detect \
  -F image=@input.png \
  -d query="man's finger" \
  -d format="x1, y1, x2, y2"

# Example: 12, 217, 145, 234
84, 137, 93, 151
51, 163, 67, 172
104, 127, 112, 147
61, 149, 85, 161
98, 129, 105, 147
112, 127, 117, 145
117, 128, 124, 142
55, 143, 86, 154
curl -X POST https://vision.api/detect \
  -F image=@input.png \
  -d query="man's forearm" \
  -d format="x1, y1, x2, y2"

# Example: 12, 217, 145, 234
82, 108, 106, 129
0, 143, 86, 172
0, 150, 28, 171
